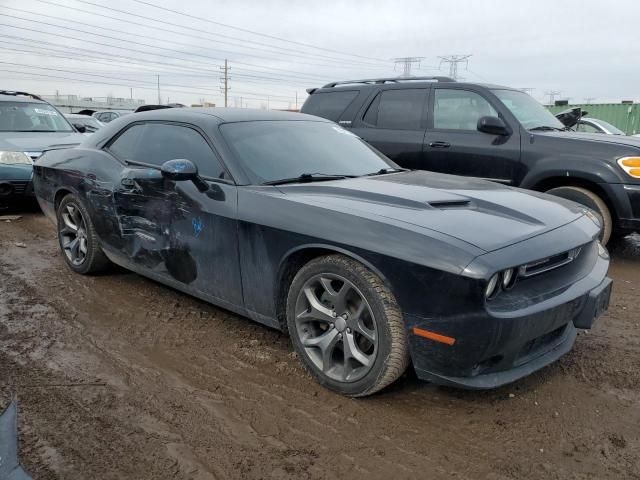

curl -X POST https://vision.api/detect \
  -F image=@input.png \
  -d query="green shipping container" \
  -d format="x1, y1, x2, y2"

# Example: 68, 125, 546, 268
547, 103, 640, 136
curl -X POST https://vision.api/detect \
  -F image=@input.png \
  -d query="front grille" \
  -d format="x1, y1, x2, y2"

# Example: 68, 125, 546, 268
10, 181, 29, 195
519, 246, 583, 278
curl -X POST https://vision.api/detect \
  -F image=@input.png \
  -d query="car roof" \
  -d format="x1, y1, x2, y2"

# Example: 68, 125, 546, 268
129, 107, 327, 124
0, 93, 45, 103
311, 79, 516, 93
93, 109, 132, 114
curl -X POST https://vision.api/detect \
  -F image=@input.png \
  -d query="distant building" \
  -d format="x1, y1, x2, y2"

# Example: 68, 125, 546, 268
40, 94, 145, 113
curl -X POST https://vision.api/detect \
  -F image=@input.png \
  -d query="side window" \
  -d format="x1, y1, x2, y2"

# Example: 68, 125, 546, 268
302, 90, 359, 122
433, 89, 498, 130
362, 89, 427, 130
109, 123, 226, 179
107, 124, 145, 161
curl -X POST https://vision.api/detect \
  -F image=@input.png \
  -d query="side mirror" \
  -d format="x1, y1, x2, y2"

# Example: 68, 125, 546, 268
160, 159, 209, 192
477, 116, 510, 136
73, 123, 87, 133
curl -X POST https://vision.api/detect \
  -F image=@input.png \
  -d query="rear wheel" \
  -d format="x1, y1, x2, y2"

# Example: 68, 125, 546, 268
56, 194, 110, 274
287, 255, 409, 397
545, 186, 612, 245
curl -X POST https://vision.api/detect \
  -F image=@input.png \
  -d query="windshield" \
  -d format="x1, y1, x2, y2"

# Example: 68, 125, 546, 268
492, 89, 564, 130
591, 119, 625, 135
220, 120, 395, 184
0, 101, 73, 132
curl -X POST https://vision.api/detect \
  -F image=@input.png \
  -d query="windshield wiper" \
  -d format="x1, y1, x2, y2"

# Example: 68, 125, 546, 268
263, 173, 356, 186
529, 126, 565, 132
364, 167, 408, 176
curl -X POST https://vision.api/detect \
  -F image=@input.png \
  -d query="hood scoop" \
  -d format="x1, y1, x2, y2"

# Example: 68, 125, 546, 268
427, 199, 471, 209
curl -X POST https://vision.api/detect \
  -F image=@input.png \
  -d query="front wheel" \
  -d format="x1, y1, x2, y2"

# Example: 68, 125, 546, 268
56, 194, 110, 274
545, 186, 613, 245
286, 255, 409, 397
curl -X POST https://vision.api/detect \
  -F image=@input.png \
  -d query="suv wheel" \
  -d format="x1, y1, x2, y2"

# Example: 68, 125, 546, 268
56, 194, 110, 274
287, 254, 409, 397
545, 186, 612, 245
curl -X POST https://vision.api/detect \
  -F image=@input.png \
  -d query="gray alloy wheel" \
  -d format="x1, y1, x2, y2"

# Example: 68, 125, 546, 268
287, 255, 409, 397
60, 203, 89, 266
294, 273, 378, 382
56, 194, 110, 274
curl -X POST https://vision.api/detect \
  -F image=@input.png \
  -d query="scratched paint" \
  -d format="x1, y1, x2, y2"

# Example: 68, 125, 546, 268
192, 217, 204, 237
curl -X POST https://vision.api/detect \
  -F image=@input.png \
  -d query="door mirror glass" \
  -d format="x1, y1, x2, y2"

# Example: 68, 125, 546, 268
161, 159, 199, 181
477, 116, 509, 136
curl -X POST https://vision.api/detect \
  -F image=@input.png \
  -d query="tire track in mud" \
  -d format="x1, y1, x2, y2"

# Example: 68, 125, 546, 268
1, 214, 639, 479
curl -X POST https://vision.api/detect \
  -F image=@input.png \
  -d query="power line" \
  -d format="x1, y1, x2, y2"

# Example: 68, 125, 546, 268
0, 6, 389, 71
4, 68, 298, 106
0, 61, 298, 101
0, 21, 332, 85
31, 0, 388, 68
0, 37, 317, 88
0, 44, 309, 99
438, 54, 471, 80
127, 0, 389, 63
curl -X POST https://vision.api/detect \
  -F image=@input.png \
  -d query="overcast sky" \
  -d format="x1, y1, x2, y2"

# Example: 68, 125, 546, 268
0, 0, 638, 109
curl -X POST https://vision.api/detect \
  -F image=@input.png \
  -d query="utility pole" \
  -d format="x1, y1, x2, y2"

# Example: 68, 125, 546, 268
130, 87, 133, 100
295, 91, 298, 110
220, 59, 230, 107
544, 90, 561, 105
438, 54, 471, 80
393, 57, 424, 78
156, 75, 161, 104
267, 95, 270, 110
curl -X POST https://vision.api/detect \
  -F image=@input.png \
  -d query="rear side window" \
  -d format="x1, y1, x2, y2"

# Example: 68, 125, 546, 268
108, 123, 227, 179
362, 89, 427, 130
302, 90, 359, 121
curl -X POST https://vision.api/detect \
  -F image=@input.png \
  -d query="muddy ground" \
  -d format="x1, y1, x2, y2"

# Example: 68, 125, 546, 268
0, 204, 639, 480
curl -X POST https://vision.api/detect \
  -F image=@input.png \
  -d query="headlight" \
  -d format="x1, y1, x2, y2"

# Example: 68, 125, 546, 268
502, 268, 517, 290
0, 151, 32, 165
617, 156, 640, 178
485, 273, 500, 299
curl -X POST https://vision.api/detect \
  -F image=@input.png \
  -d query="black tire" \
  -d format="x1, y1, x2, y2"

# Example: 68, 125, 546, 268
56, 194, 110, 274
287, 254, 409, 397
545, 186, 613, 245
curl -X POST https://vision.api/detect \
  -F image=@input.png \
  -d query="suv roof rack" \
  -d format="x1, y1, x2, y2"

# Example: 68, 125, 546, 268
320, 76, 456, 89
0, 90, 43, 101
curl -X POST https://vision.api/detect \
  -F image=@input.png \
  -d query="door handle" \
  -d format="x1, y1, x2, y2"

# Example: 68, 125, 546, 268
429, 141, 451, 148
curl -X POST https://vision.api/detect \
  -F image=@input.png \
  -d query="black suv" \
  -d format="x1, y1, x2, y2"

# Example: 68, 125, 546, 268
301, 77, 640, 244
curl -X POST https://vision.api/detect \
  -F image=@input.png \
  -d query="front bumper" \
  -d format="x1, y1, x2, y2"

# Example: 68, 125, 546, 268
602, 183, 640, 233
0, 164, 34, 198
406, 243, 611, 390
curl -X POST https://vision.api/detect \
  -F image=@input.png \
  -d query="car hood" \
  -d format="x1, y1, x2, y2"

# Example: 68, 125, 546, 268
533, 129, 640, 148
0, 131, 84, 153
277, 171, 588, 253
555, 107, 585, 128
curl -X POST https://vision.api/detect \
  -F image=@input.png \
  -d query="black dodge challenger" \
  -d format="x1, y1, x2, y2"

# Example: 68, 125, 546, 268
33, 108, 612, 396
